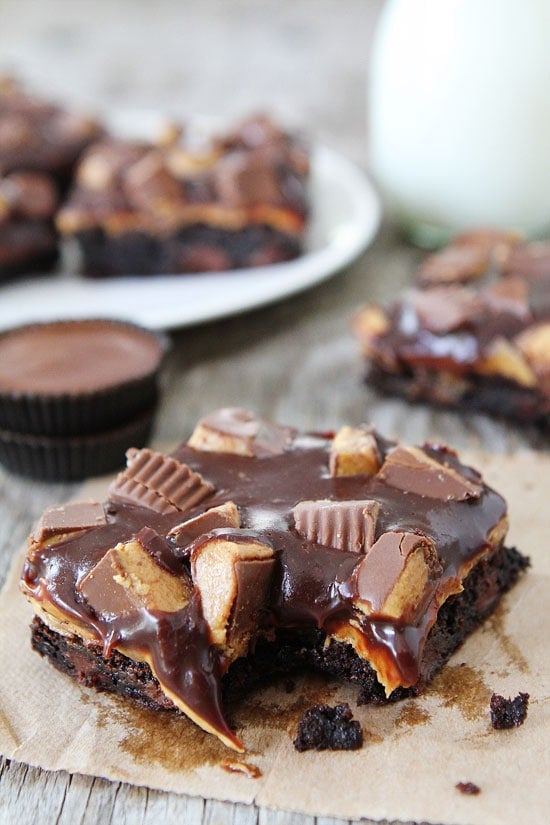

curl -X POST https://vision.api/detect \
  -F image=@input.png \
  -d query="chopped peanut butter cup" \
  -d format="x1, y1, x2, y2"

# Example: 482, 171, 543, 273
293, 499, 379, 553
32, 501, 107, 543
350, 531, 442, 624
109, 448, 214, 514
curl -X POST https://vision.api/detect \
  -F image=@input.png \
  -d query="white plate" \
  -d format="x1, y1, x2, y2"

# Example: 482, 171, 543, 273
0, 144, 380, 332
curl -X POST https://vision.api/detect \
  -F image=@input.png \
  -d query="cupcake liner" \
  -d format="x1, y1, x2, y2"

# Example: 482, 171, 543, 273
0, 407, 155, 482
0, 319, 169, 436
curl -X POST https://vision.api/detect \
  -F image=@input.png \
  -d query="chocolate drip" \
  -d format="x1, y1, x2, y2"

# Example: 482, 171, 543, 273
139, 594, 238, 748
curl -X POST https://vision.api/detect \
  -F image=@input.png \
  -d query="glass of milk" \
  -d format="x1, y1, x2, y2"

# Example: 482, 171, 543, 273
369, 0, 550, 245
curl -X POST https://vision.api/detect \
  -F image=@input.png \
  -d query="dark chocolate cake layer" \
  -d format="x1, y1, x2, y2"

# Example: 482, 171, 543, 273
367, 364, 549, 429
21, 408, 527, 750
72, 224, 302, 277
0, 223, 58, 279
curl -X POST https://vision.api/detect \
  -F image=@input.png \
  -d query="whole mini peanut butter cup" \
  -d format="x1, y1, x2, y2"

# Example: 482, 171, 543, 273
0, 318, 169, 436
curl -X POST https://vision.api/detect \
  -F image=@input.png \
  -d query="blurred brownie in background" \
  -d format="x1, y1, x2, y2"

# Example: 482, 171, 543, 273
0, 77, 101, 184
0, 171, 58, 276
353, 231, 550, 429
57, 114, 310, 276
0, 77, 102, 277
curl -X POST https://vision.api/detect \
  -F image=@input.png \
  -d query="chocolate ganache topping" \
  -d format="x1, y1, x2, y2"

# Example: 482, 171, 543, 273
21, 408, 507, 750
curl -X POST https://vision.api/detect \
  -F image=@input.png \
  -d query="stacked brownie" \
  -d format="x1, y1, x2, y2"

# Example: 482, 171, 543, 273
21, 408, 528, 749
353, 231, 550, 428
0, 77, 101, 277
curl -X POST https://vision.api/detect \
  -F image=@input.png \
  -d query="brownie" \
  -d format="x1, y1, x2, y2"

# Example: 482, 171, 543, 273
353, 231, 550, 428
0, 171, 58, 277
29, 541, 529, 708
0, 77, 101, 276
0, 77, 101, 184
21, 408, 529, 750
56, 115, 310, 276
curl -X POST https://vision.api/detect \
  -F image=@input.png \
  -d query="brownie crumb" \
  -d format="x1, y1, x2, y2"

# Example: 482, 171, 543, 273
490, 692, 529, 729
293, 702, 363, 751
456, 781, 481, 795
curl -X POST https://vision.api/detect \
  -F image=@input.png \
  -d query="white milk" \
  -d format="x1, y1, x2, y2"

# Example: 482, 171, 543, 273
369, 0, 550, 244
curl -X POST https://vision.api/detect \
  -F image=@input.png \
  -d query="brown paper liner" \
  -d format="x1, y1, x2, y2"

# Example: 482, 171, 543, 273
0, 451, 548, 825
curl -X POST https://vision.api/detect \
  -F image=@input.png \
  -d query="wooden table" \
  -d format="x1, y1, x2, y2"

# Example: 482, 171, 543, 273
0, 2, 541, 823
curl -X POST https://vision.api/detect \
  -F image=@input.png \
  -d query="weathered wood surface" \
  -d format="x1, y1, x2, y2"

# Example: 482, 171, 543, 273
0, 1, 541, 823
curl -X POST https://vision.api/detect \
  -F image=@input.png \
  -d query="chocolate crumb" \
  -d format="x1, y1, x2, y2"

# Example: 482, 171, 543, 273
456, 781, 481, 795
490, 692, 529, 729
293, 702, 363, 751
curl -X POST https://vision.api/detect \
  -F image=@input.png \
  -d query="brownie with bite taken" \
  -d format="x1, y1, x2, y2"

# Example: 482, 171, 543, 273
21, 408, 528, 750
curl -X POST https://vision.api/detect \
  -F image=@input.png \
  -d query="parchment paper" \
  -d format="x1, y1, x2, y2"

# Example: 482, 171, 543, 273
1, 451, 548, 825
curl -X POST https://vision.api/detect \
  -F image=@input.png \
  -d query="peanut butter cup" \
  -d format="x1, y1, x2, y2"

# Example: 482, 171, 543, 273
0, 319, 168, 480
0, 319, 168, 436
21, 409, 528, 749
